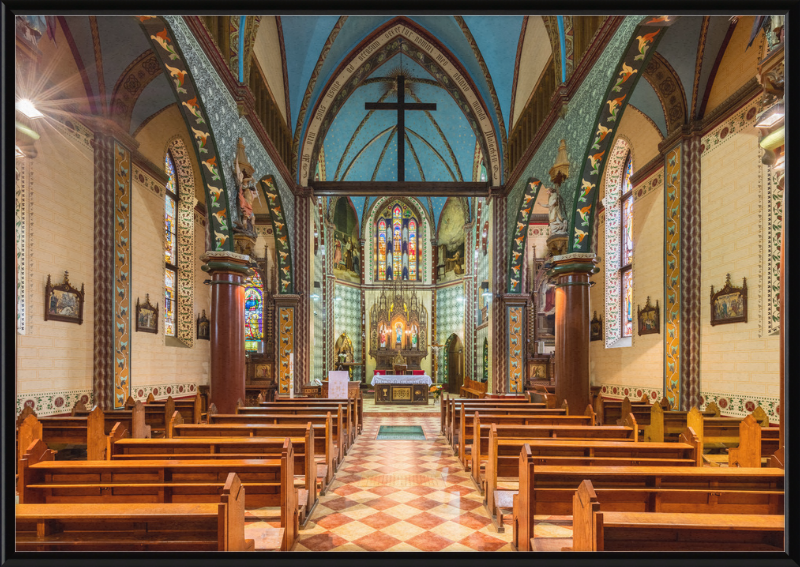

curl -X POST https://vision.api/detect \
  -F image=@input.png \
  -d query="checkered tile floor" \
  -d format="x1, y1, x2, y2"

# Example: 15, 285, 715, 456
361, 397, 441, 414
293, 415, 514, 551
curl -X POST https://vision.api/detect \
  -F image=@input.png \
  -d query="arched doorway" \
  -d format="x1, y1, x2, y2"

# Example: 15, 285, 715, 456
445, 334, 464, 395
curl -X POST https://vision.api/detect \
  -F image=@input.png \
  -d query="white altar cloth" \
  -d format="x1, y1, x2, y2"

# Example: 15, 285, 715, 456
371, 374, 433, 386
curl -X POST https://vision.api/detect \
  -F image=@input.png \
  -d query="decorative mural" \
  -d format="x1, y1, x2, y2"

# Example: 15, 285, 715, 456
135, 16, 235, 253
260, 175, 293, 294
435, 284, 465, 382
113, 141, 131, 409
334, 282, 363, 382
507, 178, 542, 292
506, 305, 524, 393
569, 16, 678, 254
278, 306, 294, 394
16, 390, 94, 418
437, 198, 467, 284
331, 198, 361, 284
15, 158, 31, 335
664, 144, 682, 409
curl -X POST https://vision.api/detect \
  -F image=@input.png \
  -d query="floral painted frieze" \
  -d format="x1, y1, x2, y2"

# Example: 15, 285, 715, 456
278, 307, 295, 394
507, 305, 524, 393
664, 145, 682, 408
135, 16, 234, 253
569, 16, 678, 253
507, 178, 542, 292
114, 141, 131, 408
260, 175, 293, 294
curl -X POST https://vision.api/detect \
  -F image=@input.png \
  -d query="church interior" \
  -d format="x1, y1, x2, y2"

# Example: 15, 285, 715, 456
12, 14, 789, 554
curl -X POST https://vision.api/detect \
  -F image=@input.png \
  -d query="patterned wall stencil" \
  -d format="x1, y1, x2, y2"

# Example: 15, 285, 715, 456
169, 138, 196, 346
569, 16, 678, 253
334, 282, 363, 382
664, 144, 681, 408
603, 138, 629, 345
436, 284, 465, 382
15, 158, 31, 335
135, 16, 234, 253
507, 178, 542, 292
700, 392, 780, 424
278, 306, 294, 394
765, 164, 783, 335
113, 142, 132, 408
599, 383, 662, 403
507, 305, 524, 393
260, 175, 293, 293
17, 390, 94, 418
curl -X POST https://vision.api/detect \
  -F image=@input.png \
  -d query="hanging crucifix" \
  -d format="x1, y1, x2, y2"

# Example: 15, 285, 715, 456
365, 74, 436, 182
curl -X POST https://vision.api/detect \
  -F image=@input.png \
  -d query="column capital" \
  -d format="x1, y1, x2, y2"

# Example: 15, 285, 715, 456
200, 251, 253, 276
547, 253, 598, 278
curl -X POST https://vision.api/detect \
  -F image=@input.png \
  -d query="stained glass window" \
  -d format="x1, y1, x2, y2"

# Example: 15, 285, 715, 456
622, 269, 633, 337
408, 219, 417, 281
393, 206, 402, 279
165, 268, 176, 337
244, 273, 263, 351
164, 152, 179, 338
378, 220, 387, 281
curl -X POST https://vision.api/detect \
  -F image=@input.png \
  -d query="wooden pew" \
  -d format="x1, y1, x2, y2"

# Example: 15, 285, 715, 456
486, 424, 700, 532
513, 457, 785, 551
72, 401, 151, 439
594, 394, 650, 426
210, 410, 345, 465
169, 414, 336, 488
15, 472, 259, 551
109, 425, 319, 526
448, 401, 550, 446
642, 401, 719, 442
135, 396, 176, 437
241, 402, 355, 449
19, 437, 298, 551
264, 397, 363, 435
20, 406, 126, 461
441, 394, 544, 436
131, 394, 202, 425
460, 377, 488, 399
686, 406, 771, 451
569, 480, 784, 552
459, 406, 596, 470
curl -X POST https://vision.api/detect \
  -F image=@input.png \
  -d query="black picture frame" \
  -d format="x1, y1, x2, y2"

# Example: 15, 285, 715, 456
44, 271, 84, 325
711, 274, 748, 326
136, 294, 159, 334
197, 309, 210, 340
591, 310, 603, 341
637, 297, 660, 336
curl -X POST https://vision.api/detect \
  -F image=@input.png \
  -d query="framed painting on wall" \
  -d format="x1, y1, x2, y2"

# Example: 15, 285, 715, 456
196, 309, 210, 340
44, 272, 85, 325
590, 311, 603, 341
637, 297, 660, 336
710, 274, 747, 326
136, 294, 159, 334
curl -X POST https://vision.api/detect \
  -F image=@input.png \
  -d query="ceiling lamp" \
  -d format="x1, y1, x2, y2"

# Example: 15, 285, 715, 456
16, 99, 44, 119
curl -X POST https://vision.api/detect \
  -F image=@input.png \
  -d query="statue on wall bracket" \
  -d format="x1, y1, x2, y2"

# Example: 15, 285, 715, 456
232, 138, 260, 257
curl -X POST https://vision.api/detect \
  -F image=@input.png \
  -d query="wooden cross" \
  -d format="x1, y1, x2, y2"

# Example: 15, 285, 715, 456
365, 75, 436, 182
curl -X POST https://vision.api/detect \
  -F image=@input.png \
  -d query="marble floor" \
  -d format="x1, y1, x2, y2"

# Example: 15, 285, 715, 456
244, 415, 573, 551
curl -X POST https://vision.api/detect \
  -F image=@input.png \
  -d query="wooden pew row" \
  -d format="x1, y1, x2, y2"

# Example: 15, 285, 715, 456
594, 394, 651, 426
262, 397, 363, 435
642, 402, 720, 442
448, 402, 553, 446
459, 406, 596, 470
71, 400, 151, 438
130, 393, 202, 425
110, 425, 320, 526
485, 424, 699, 532
16, 473, 258, 551
470, 411, 640, 491
17, 408, 130, 463
568, 479, 784, 552
19, 438, 298, 551
239, 403, 354, 450
685, 407, 775, 454
460, 377, 488, 398
724, 415, 781, 468
169, 414, 337, 488
441, 395, 547, 436
513, 457, 785, 551
208, 411, 345, 465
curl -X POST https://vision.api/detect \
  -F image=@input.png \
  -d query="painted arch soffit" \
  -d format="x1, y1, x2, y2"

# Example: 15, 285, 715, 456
298, 19, 502, 188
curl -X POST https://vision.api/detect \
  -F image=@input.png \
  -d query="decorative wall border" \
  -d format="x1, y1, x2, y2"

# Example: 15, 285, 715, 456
168, 138, 196, 346
113, 141, 132, 408
603, 138, 629, 346
598, 383, 662, 403
765, 163, 783, 336
15, 158, 32, 335
506, 304, 524, 393
507, 178, 543, 292
700, 96, 760, 157
278, 306, 295, 394
260, 175, 293, 293
664, 144, 681, 408
133, 163, 165, 196
700, 391, 779, 424
633, 166, 663, 202
16, 389, 94, 418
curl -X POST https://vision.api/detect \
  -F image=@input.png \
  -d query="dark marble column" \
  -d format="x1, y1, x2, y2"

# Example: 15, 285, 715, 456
549, 254, 597, 413
201, 251, 251, 413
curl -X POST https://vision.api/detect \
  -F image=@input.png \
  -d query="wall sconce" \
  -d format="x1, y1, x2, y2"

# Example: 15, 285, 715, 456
756, 101, 784, 128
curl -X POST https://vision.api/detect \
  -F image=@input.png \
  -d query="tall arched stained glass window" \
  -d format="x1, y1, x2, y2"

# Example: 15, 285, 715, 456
244, 273, 263, 351
377, 220, 387, 281
620, 152, 634, 337
164, 152, 179, 337
375, 202, 419, 281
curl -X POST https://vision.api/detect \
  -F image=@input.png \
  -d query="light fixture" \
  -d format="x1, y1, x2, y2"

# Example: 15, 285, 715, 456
756, 101, 784, 128
15, 145, 25, 158
16, 99, 44, 119
310, 293, 320, 301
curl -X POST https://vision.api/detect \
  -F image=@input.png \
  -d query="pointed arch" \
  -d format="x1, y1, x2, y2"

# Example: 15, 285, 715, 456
258, 175, 293, 293
507, 178, 543, 292
135, 16, 235, 252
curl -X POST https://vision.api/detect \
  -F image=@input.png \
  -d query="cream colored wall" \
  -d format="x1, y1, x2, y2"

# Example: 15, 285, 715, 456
511, 16, 552, 130
699, 114, 780, 408
485, 198, 494, 392
16, 122, 95, 415
704, 16, 762, 114
253, 16, 288, 125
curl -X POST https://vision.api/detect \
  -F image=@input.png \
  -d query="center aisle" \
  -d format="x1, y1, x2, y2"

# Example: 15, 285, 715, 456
295, 415, 514, 551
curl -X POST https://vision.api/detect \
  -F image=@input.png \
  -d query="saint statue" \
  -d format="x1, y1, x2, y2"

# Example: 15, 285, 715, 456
380, 327, 387, 348
395, 323, 403, 346
233, 138, 258, 235
541, 186, 567, 234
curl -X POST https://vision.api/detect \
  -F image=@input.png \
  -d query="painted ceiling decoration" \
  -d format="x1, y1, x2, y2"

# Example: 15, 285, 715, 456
641, 52, 688, 135
297, 18, 504, 187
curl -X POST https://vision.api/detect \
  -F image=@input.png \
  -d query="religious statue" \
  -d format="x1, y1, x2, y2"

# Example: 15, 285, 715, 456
380, 327, 387, 349
411, 329, 418, 349
395, 322, 403, 346
233, 138, 258, 235
541, 186, 567, 234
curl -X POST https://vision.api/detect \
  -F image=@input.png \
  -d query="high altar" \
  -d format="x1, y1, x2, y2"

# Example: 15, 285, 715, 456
369, 284, 429, 371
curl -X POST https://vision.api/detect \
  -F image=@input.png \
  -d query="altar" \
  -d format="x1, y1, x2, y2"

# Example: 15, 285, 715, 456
373, 374, 432, 405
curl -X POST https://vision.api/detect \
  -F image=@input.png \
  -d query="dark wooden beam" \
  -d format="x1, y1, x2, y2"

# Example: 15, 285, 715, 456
310, 181, 492, 197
